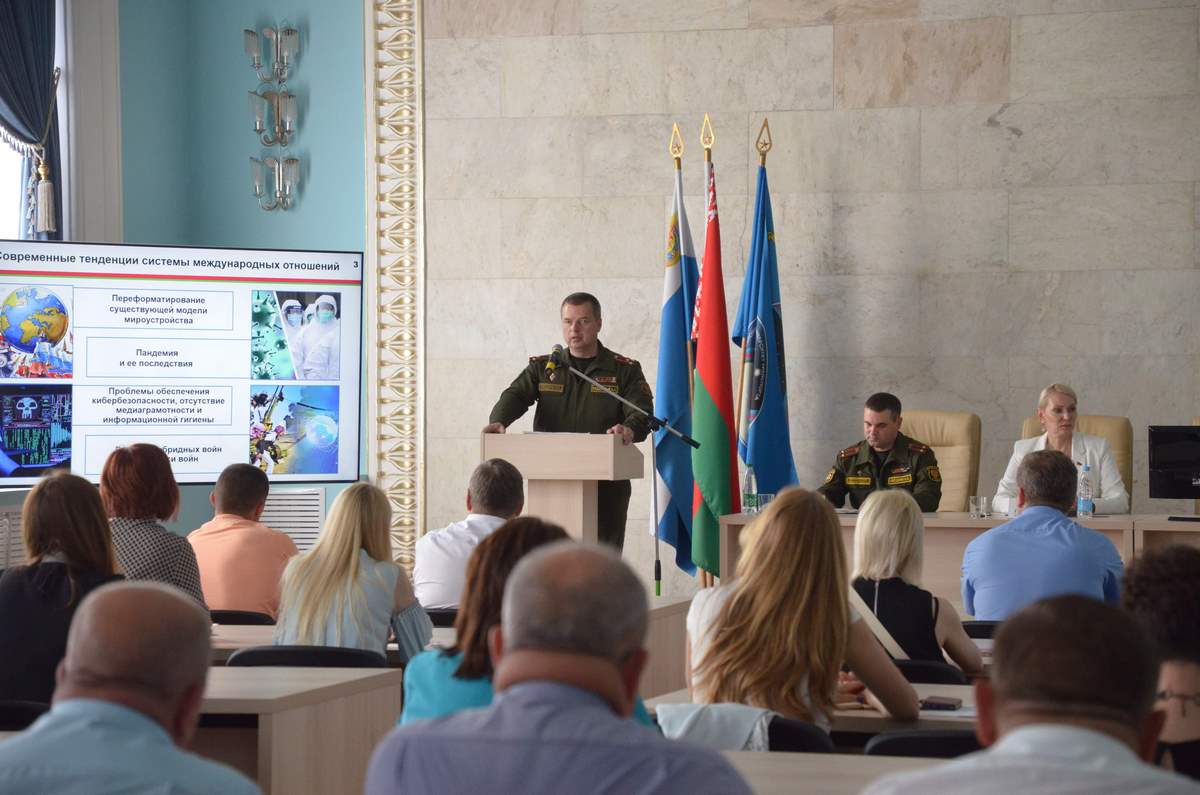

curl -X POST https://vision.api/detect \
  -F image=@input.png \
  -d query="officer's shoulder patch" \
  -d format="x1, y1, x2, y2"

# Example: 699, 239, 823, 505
640, 382, 652, 396
529, 354, 550, 363
823, 468, 836, 485
908, 441, 930, 454
926, 465, 941, 483
838, 445, 859, 459
614, 354, 639, 366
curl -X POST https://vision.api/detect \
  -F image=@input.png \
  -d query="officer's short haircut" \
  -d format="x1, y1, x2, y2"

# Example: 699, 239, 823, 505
1016, 450, 1077, 511
992, 595, 1158, 726
469, 458, 524, 518
864, 392, 902, 419
213, 463, 270, 516
561, 292, 601, 320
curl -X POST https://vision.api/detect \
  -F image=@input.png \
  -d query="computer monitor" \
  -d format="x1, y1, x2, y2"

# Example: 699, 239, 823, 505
1148, 426, 1200, 500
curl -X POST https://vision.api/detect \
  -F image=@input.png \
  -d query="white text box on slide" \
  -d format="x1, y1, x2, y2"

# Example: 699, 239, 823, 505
85, 337, 249, 379
73, 385, 234, 427
73, 287, 235, 330
82, 434, 246, 476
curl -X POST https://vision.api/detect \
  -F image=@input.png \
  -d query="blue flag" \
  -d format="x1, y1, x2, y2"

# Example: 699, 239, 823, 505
732, 165, 797, 494
653, 165, 698, 574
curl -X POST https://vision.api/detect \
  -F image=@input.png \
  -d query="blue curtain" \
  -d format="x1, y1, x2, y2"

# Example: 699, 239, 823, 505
0, 0, 61, 240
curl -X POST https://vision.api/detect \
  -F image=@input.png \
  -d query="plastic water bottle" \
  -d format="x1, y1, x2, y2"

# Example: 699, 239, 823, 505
742, 465, 758, 514
1077, 464, 1095, 518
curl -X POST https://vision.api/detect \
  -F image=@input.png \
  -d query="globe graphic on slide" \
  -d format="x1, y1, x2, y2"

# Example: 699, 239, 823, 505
0, 287, 69, 354
308, 415, 339, 450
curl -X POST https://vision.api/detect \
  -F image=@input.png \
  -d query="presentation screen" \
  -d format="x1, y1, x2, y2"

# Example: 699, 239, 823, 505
0, 240, 362, 485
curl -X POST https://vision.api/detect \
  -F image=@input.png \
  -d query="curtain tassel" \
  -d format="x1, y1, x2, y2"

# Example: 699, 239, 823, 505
35, 159, 55, 234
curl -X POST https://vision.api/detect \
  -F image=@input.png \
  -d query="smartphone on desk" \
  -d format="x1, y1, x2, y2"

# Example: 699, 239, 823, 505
920, 696, 963, 711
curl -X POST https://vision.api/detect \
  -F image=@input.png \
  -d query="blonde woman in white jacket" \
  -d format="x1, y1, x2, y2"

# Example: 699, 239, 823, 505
993, 383, 1129, 515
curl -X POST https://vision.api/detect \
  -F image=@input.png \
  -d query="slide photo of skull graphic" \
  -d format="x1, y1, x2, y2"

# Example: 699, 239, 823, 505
0, 384, 72, 476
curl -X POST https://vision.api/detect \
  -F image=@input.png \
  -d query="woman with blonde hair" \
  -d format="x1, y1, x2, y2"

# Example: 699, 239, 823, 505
687, 487, 919, 728
0, 472, 123, 702
993, 382, 1128, 514
852, 489, 982, 674
275, 482, 431, 660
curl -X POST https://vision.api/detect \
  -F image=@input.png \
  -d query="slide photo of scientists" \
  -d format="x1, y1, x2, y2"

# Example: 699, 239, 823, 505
0, 384, 72, 477
0, 285, 73, 379
272, 290, 340, 381
249, 384, 340, 475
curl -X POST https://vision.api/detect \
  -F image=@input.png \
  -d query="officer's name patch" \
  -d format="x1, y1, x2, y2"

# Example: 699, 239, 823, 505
590, 385, 617, 394
887, 474, 913, 486
845, 476, 871, 487
538, 383, 564, 393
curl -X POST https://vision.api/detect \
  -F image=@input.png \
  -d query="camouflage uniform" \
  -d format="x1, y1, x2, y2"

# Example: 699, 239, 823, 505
488, 342, 654, 549
817, 432, 942, 512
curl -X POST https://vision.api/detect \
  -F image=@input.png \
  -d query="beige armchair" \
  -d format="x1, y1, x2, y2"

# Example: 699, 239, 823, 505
902, 410, 981, 513
1020, 415, 1133, 499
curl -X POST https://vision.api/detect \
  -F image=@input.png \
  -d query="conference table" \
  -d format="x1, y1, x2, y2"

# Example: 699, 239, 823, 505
209, 624, 456, 665
719, 512, 1200, 614
724, 750, 935, 793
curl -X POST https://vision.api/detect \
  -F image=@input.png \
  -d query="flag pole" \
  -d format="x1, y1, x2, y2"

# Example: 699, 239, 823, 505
699, 113, 715, 589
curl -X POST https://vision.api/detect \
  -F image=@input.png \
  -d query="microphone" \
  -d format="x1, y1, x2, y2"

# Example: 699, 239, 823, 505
550, 344, 565, 366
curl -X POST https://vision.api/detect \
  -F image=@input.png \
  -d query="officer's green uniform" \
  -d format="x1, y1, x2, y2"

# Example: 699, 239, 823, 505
488, 342, 654, 550
817, 432, 942, 513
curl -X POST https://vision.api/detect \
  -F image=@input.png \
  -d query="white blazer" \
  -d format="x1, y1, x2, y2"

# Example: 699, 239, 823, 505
993, 432, 1130, 515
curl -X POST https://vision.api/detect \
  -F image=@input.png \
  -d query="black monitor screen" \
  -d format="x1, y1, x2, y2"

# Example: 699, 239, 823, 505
1148, 426, 1200, 499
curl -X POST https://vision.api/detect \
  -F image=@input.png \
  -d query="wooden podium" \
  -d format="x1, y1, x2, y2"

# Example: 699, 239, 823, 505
480, 432, 644, 543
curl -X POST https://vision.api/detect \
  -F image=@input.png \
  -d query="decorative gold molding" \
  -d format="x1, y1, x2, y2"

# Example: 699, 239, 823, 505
365, 0, 423, 569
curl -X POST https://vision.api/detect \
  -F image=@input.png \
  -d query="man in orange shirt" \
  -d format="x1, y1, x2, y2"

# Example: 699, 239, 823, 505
188, 463, 297, 618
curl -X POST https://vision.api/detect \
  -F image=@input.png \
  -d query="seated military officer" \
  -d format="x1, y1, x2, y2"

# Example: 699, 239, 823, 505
817, 392, 941, 513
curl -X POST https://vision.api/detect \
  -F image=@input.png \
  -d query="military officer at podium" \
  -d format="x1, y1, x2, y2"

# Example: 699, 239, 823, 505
483, 292, 654, 550
818, 392, 942, 513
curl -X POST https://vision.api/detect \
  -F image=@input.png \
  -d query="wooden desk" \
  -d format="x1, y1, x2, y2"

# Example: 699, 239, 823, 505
647, 683, 976, 734
724, 751, 935, 794
1134, 515, 1200, 555
720, 511, 1136, 614
210, 624, 457, 666
194, 666, 403, 795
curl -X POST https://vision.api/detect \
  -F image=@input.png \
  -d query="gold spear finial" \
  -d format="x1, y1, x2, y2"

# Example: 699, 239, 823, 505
669, 122, 684, 168
756, 117, 772, 165
700, 113, 714, 162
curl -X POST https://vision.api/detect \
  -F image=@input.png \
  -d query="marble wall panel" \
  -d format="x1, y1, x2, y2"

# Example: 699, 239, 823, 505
501, 33, 666, 118
425, 117, 586, 199
677, 193, 752, 278
581, 0, 749, 33
920, 0, 1197, 20
750, 0, 918, 27
425, 199, 505, 279
1012, 8, 1198, 103
424, 39, 502, 120
665, 27, 833, 114
424, 0, 581, 39
1102, 270, 1200, 355
767, 192, 836, 276
425, 358, 533, 438
779, 275, 925, 358
423, 437, 490, 531
832, 190, 1008, 274
836, 17, 1010, 109
765, 108, 921, 192
921, 96, 1200, 189
426, 278, 581, 360
785, 356, 939, 440
1010, 184, 1194, 273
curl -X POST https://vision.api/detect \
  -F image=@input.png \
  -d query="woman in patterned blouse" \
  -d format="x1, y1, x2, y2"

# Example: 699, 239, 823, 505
100, 444, 205, 605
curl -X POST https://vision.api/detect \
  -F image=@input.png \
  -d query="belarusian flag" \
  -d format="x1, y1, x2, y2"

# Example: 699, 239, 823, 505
690, 153, 739, 576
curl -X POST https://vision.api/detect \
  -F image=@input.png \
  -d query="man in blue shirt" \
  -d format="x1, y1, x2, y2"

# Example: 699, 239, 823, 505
367, 542, 751, 795
962, 450, 1123, 620
0, 581, 259, 795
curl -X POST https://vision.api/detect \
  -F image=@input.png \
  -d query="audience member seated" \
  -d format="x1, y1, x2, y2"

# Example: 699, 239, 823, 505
188, 463, 297, 618
1123, 545, 1200, 780
852, 490, 983, 675
0, 473, 122, 703
862, 595, 1198, 794
0, 581, 259, 794
688, 488, 919, 729
275, 482, 431, 661
413, 458, 524, 609
994, 382, 1129, 515
100, 444, 205, 605
368, 542, 751, 795
962, 450, 1123, 621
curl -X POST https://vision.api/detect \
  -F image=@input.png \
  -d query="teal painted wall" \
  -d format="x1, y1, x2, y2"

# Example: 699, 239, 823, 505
119, 0, 366, 535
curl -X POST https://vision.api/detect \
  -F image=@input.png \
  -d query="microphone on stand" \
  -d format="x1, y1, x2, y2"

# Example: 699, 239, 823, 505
546, 344, 565, 378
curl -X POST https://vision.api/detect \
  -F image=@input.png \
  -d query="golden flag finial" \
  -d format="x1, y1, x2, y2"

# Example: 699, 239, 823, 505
700, 113, 714, 162
756, 117, 772, 166
669, 122, 684, 168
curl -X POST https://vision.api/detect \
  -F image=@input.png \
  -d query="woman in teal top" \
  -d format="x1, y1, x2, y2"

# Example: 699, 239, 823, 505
399, 517, 653, 726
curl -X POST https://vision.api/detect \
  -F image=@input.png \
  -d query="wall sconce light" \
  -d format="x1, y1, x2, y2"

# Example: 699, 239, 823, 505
251, 155, 300, 211
245, 22, 301, 211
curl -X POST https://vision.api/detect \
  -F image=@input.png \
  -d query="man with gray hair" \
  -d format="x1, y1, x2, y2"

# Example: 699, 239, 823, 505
414, 457, 525, 608
962, 449, 1123, 620
367, 542, 750, 794
0, 581, 259, 794
863, 595, 1197, 794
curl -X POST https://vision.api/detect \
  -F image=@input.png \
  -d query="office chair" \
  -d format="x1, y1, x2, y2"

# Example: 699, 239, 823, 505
894, 659, 969, 685
227, 645, 386, 668
0, 699, 49, 731
865, 729, 982, 758
210, 609, 276, 626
